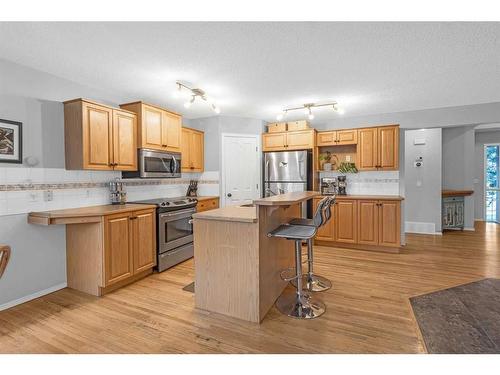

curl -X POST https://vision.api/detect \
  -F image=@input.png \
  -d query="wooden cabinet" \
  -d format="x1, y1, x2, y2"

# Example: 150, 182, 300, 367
120, 101, 182, 152
317, 130, 357, 146
357, 200, 379, 245
197, 198, 219, 213
104, 208, 156, 287
335, 200, 357, 243
313, 198, 335, 241
262, 129, 315, 151
181, 127, 204, 172
358, 125, 399, 171
64, 99, 137, 171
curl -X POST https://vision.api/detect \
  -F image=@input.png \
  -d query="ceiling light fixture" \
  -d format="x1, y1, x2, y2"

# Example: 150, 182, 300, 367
175, 81, 221, 114
276, 101, 344, 121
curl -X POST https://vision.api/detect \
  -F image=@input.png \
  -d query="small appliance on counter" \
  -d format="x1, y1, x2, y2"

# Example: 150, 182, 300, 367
186, 180, 198, 197
337, 175, 347, 195
109, 178, 127, 204
321, 177, 337, 195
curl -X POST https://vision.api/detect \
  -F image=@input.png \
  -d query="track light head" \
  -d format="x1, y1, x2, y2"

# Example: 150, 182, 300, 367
212, 103, 221, 114
184, 96, 195, 108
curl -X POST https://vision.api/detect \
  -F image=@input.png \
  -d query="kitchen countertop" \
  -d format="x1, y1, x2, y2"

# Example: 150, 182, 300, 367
193, 205, 257, 223
28, 204, 156, 225
442, 190, 474, 197
253, 191, 320, 206
316, 194, 405, 200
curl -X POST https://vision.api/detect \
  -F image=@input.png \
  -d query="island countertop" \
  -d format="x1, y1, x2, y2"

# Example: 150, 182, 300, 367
192, 205, 257, 223
253, 191, 320, 206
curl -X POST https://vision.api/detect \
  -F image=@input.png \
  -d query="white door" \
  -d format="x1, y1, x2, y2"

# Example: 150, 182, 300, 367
222, 134, 260, 206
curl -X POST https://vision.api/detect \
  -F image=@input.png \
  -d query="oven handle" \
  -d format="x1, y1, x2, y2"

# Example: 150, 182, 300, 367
188, 219, 193, 224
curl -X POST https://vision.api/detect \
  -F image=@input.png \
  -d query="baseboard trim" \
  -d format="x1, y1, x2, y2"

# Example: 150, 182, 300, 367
0, 282, 67, 311
405, 230, 443, 236
464, 227, 476, 231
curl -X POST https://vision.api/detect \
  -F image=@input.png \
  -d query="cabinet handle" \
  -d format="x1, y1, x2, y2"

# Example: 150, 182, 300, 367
130, 216, 138, 220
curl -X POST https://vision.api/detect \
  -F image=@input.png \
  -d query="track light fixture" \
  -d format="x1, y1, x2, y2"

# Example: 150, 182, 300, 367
175, 81, 221, 114
276, 101, 344, 121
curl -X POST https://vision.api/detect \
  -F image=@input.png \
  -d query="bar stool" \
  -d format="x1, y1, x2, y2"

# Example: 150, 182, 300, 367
289, 195, 336, 292
267, 198, 330, 319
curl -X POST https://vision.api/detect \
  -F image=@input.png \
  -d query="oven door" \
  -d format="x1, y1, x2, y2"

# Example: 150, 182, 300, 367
140, 149, 181, 178
158, 208, 195, 253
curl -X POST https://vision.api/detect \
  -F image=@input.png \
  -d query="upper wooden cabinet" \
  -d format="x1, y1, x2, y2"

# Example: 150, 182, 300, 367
317, 129, 358, 146
262, 129, 315, 151
181, 127, 204, 172
64, 99, 137, 171
358, 125, 399, 171
119, 101, 181, 152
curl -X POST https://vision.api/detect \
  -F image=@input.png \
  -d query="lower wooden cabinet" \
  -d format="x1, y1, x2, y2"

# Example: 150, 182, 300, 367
104, 209, 157, 287
196, 197, 219, 213
314, 197, 401, 251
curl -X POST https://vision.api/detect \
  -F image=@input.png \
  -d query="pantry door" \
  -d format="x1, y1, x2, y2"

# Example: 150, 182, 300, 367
221, 134, 261, 207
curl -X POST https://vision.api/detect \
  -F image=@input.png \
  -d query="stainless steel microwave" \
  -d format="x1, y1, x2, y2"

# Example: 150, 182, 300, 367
122, 149, 181, 179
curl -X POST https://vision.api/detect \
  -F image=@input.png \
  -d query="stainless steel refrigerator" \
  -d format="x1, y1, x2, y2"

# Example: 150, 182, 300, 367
263, 150, 313, 216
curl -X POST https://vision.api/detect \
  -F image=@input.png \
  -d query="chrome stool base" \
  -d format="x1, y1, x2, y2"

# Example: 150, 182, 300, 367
275, 290, 326, 319
291, 274, 332, 292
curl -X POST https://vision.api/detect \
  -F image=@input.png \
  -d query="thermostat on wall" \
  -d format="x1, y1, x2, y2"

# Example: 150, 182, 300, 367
414, 156, 423, 167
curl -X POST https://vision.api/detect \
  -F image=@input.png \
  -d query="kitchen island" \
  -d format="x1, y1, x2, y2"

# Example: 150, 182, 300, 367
192, 191, 319, 323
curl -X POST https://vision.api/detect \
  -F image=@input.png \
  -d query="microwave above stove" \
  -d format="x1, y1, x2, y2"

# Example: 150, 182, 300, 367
123, 149, 181, 179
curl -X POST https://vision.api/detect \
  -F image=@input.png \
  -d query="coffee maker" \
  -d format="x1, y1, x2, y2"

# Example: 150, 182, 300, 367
337, 175, 347, 195
109, 179, 127, 205
321, 177, 337, 195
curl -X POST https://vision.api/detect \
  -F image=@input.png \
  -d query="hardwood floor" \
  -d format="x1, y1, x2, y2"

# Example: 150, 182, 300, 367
1, 221, 499, 353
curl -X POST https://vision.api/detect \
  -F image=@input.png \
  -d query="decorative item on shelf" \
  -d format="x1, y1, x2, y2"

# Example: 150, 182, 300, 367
319, 151, 338, 171
337, 162, 358, 174
276, 101, 344, 121
174, 81, 220, 114
0, 119, 22, 164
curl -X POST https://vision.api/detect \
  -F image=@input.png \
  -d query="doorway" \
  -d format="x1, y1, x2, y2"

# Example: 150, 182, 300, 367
484, 143, 500, 223
221, 133, 261, 207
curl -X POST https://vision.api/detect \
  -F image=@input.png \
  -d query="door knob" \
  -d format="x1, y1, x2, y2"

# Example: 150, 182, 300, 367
227, 193, 232, 197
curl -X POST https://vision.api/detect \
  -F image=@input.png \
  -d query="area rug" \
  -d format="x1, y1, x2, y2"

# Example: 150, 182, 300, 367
182, 282, 195, 293
410, 278, 500, 353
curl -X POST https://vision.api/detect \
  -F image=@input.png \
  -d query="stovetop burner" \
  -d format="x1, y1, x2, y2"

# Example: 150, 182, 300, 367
131, 196, 198, 211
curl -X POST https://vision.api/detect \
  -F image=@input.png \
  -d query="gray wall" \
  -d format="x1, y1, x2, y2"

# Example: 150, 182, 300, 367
404, 128, 443, 233
442, 126, 476, 229
474, 130, 500, 220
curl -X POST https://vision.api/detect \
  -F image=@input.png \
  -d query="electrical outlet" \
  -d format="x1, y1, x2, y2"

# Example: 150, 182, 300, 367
345, 155, 351, 162
43, 190, 53, 202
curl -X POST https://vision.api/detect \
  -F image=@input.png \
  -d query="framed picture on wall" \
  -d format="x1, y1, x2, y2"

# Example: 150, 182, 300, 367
0, 119, 23, 164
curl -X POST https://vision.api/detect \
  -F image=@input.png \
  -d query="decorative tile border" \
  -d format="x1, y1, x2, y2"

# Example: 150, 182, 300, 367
0, 179, 219, 192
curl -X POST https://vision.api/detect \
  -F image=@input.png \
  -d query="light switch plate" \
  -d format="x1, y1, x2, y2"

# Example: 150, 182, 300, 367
43, 190, 53, 202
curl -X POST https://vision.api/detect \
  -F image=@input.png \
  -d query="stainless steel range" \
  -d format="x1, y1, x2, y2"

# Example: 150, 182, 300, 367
132, 196, 197, 272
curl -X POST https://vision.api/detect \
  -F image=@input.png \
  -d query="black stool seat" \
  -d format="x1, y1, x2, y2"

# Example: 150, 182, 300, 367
268, 224, 317, 240
288, 218, 314, 226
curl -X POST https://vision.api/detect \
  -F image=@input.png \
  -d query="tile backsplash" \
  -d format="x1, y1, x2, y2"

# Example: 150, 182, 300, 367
0, 167, 219, 216
319, 170, 400, 196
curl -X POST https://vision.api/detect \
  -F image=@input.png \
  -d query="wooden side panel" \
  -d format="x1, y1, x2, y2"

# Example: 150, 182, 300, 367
335, 199, 358, 243
190, 129, 204, 172
104, 213, 134, 286
162, 111, 181, 151
378, 126, 399, 170
357, 200, 379, 245
262, 133, 287, 151
379, 201, 401, 247
82, 102, 113, 170
112, 110, 137, 171
132, 209, 156, 273
142, 105, 163, 150
317, 131, 336, 146
286, 130, 315, 150
336, 129, 358, 145
357, 128, 378, 171
63, 100, 84, 170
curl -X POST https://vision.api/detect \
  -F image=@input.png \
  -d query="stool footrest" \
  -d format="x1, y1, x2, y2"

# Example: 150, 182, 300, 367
280, 267, 299, 282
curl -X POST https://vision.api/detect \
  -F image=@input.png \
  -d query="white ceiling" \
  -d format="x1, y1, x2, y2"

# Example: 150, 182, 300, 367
0, 22, 499, 122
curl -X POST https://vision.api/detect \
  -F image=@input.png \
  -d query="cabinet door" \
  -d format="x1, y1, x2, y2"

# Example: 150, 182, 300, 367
357, 128, 378, 170
314, 199, 335, 241
162, 111, 181, 151
190, 130, 204, 172
317, 131, 336, 146
335, 200, 357, 243
262, 133, 287, 151
357, 200, 378, 245
83, 102, 113, 170
378, 126, 399, 170
142, 105, 163, 150
286, 130, 315, 150
336, 129, 358, 145
132, 209, 156, 273
112, 110, 137, 171
181, 128, 192, 172
378, 201, 401, 247
104, 213, 134, 286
